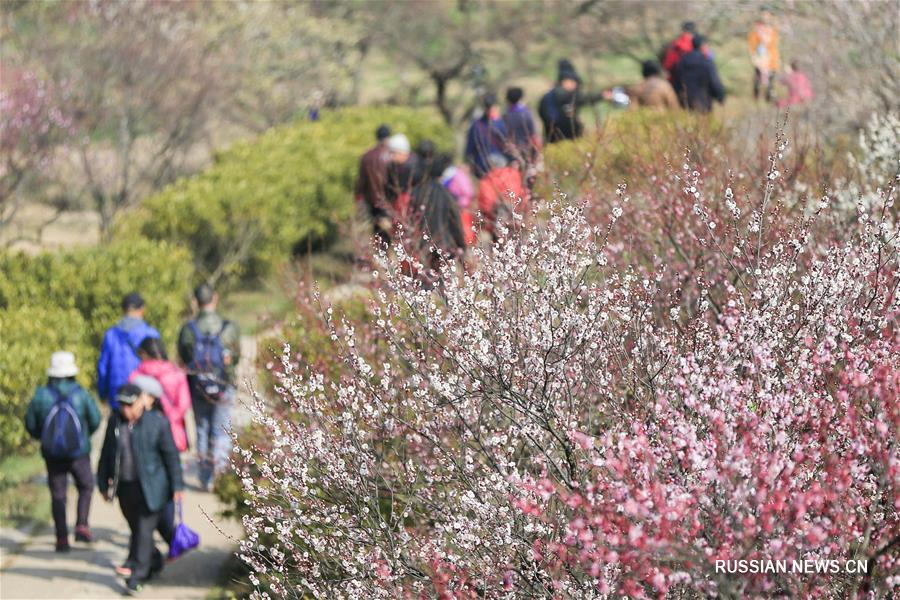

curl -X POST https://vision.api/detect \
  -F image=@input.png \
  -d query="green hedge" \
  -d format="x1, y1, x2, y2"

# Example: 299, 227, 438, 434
0, 239, 193, 454
538, 109, 726, 198
126, 106, 454, 285
0, 307, 93, 455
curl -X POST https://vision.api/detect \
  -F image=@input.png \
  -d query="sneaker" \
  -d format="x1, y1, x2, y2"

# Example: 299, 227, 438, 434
124, 580, 143, 595
148, 558, 164, 579
74, 525, 93, 543
115, 565, 133, 578
55, 538, 70, 553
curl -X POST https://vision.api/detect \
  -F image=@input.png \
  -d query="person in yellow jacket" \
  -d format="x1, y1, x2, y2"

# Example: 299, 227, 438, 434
748, 10, 779, 102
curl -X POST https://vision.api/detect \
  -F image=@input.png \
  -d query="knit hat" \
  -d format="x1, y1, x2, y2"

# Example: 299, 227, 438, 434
132, 374, 164, 399
557, 59, 581, 84
47, 351, 78, 378
387, 134, 411, 154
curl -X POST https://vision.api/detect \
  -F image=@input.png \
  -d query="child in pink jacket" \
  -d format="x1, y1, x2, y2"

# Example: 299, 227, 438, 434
129, 337, 191, 453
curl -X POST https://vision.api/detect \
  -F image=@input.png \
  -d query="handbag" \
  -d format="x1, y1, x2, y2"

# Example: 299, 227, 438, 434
168, 500, 200, 560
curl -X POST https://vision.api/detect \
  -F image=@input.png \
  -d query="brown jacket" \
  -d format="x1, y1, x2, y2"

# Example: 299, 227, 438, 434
355, 144, 390, 214
627, 76, 680, 110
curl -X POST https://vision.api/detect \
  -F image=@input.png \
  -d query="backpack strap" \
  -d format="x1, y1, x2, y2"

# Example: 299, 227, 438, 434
114, 327, 139, 353
47, 384, 79, 405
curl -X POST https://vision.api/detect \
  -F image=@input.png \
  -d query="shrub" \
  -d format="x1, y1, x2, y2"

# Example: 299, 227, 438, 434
127, 106, 454, 286
0, 238, 193, 349
0, 239, 192, 453
538, 109, 729, 199
0, 307, 93, 455
234, 133, 898, 597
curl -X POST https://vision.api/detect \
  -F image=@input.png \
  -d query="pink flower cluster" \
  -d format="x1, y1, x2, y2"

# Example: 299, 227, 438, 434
236, 136, 898, 598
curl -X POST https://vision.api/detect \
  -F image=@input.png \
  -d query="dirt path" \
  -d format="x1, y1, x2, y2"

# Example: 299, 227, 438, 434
0, 336, 258, 599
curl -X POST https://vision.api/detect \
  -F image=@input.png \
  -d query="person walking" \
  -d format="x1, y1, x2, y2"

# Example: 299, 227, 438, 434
129, 337, 191, 454
502, 87, 540, 169
384, 133, 415, 226
177, 283, 240, 492
97, 382, 184, 594
538, 59, 605, 144
436, 154, 477, 246
661, 21, 698, 77
672, 35, 726, 112
355, 124, 393, 245
777, 60, 813, 108
465, 93, 508, 178
477, 153, 528, 240
97, 292, 160, 409
24, 351, 102, 552
409, 156, 466, 266
624, 61, 680, 110
114, 374, 184, 580
748, 10, 780, 102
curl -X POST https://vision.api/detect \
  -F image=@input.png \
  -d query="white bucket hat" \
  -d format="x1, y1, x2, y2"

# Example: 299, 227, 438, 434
47, 351, 79, 378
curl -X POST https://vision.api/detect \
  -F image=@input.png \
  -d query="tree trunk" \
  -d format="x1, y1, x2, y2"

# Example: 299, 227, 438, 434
433, 75, 452, 125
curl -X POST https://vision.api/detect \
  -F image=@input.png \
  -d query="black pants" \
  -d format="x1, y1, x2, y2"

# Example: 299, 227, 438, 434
117, 481, 163, 585
45, 454, 94, 540
754, 67, 774, 102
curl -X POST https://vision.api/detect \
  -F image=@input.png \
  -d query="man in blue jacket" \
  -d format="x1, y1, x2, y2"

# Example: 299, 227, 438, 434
97, 292, 160, 409
465, 93, 507, 178
25, 351, 102, 552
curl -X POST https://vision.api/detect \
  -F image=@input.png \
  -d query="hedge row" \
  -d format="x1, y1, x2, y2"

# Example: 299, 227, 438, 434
538, 108, 726, 198
124, 106, 454, 285
0, 239, 193, 455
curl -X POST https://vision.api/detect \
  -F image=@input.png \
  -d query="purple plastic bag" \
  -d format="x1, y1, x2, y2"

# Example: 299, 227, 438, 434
168, 501, 200, 560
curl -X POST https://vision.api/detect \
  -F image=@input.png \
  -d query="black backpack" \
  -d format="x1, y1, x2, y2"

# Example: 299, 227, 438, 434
40, 386, 84, 460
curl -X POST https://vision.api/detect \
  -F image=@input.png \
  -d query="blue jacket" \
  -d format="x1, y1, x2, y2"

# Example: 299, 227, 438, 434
25, 379, 102, 458
97, 317, 160, 407
465, 116, 507, 178
502, 104, 538, 161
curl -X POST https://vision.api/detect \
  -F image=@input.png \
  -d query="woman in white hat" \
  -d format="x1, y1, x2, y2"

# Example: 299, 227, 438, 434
24, 351, 102, 552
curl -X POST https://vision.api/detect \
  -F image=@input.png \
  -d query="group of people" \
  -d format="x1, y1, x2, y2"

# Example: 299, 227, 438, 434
354, 12, 811, 276
355, 113, 530, 280
24, 284, 239, 594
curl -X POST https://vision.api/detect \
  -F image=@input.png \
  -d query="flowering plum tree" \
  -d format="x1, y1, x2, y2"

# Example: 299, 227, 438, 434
235, 134, 898, 598
0, 69, 72, 241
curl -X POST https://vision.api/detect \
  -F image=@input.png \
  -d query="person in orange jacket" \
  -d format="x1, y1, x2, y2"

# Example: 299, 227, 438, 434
748, 10, 780, 102
477, 153, 528, 241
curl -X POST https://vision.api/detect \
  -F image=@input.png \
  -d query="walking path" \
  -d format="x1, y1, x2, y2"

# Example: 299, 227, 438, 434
0, 336, 258, 599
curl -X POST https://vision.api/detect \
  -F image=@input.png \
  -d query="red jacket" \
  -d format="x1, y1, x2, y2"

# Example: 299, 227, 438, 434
662, 33, 694, 74
130, 359, 191, 452
478, 167, 527, 233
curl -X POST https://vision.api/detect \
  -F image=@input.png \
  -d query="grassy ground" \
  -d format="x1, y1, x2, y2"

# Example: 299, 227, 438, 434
0, 450, 50, 529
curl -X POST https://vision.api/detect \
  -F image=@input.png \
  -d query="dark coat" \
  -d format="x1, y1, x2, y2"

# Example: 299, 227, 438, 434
672, 51, 726, 112
97, 409, 184, 512
410, 180, 465, 259
502, 104, 538, 163
538, 87, 604, 143
464, 116, 507, 178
